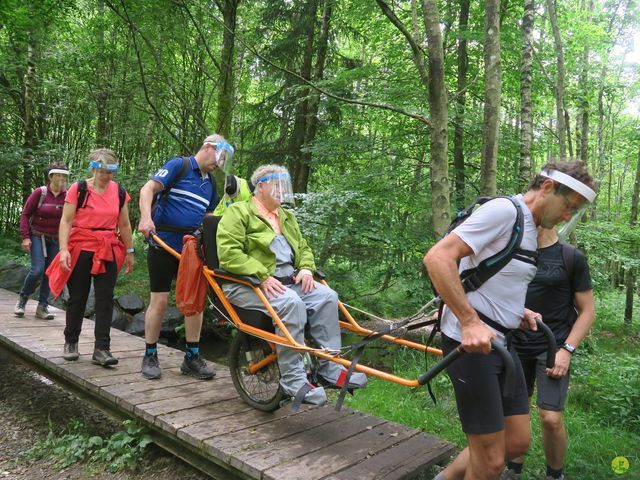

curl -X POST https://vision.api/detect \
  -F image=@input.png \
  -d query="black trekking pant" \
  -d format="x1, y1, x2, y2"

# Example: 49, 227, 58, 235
64, 250, 118, 350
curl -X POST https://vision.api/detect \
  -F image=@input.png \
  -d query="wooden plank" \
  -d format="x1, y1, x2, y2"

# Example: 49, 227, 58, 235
228, 411, 385, 479
156, 399, 254, 434
262, 421, 421, 480
322, 432, 453, 480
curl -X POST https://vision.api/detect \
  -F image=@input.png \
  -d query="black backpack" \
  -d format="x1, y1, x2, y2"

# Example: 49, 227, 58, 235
77, 180, 127, 212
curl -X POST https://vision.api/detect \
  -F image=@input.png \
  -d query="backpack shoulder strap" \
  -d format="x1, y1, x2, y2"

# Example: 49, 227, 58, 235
560, 242, 577, 295
36, 186, 47, 210
77, 180, 89, 209
118, 185, 127, 211
460, 196, 527, 292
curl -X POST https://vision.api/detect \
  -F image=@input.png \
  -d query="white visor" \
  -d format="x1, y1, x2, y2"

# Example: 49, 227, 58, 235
49, 169, 69, 176
539, 169, 596, 203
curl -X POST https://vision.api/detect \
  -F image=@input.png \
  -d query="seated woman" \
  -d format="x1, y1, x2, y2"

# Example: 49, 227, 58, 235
216, 164, 367, 405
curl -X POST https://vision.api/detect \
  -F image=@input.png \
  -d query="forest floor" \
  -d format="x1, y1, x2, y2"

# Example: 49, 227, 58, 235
0, 349, 210, 480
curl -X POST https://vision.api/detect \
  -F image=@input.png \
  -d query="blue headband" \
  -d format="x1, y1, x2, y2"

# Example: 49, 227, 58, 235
89, 161, 119, 172
257, 172, 290, 183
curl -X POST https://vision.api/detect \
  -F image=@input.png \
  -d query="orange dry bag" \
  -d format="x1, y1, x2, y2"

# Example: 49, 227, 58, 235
176, 235, 207, 317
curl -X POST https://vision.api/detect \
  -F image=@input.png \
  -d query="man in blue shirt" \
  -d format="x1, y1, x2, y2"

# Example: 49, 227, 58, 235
137, 133, 234, 380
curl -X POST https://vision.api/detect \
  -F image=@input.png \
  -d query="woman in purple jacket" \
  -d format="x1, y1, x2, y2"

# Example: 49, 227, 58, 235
15, 163, 69, 319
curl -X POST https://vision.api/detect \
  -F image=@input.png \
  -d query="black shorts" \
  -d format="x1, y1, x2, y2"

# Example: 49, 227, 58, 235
147, 245, 179, 293
520, 351, 570, 412
442, 333, 530, 435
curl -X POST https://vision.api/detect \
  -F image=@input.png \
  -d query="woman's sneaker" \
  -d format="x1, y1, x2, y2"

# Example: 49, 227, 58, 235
35, 304, 54, 320
63, 342, 79, 361
92, 349, 119, 367
14, 296, 28, 317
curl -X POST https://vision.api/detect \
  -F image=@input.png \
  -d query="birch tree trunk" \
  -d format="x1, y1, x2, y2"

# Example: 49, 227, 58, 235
519, 0, 535, 190
546, 0, 567, 160
480, 0, 501, 196
22, 33, 37, 200
453, 0, 470, 209
423, 0, 451, 236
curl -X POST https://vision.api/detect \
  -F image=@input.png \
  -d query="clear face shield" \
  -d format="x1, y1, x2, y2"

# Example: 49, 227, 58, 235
204, 141, 235, 173
257, 172, 294, 205
89, 161, 119, 173
539, 169, 596, 241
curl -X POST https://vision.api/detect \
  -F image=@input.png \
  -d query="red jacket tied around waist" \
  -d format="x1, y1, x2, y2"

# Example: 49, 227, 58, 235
46, 228, 126, 298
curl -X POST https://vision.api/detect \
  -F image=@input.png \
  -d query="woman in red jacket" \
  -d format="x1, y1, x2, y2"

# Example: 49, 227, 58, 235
15, 163, 69, 319
49, 149, 134, 366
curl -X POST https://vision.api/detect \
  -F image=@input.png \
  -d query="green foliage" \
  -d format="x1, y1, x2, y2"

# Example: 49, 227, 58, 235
0, 234, 28, 267
26, 418, 152, 473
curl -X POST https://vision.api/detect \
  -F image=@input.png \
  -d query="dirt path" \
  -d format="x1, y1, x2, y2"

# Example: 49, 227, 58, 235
0, 349, 210, 480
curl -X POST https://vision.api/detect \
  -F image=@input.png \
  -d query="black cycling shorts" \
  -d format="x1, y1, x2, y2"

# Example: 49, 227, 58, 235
147, 245, 179, 293
441, 333, 530, 434
520, 351, 570, 412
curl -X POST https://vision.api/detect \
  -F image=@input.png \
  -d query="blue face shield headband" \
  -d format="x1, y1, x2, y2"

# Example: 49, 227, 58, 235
257, 172, 294, 204
89, 161, 119, 172
203, 141, 235, 173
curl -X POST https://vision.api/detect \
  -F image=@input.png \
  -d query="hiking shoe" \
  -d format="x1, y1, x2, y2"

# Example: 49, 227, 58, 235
499, 469, 521, 480
35, 304, 54, 320
92, 348, 119, 367
181, 354, 215, 379
141, 353, 161, 379
63, 342, 79, 361
14, 296, 28, 317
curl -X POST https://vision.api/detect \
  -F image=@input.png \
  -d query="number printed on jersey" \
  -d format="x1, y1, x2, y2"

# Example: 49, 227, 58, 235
155, 168, 169, 178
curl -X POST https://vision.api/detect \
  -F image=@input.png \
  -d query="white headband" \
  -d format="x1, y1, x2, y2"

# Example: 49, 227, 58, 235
540, 169, 596, 203
48, 169, 69, 176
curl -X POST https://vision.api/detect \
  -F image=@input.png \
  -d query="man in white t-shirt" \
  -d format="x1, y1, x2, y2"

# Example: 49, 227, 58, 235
424, 161, 595, 480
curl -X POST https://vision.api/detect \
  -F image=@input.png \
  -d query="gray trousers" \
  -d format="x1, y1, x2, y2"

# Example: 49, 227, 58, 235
223, 281, 342, 395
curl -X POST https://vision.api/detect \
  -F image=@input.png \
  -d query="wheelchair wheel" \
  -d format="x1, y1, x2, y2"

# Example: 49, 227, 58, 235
229, 331, 284, 411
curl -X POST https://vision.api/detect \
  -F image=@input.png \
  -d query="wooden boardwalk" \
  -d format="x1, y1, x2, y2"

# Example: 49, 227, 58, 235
0, 288, 454, 479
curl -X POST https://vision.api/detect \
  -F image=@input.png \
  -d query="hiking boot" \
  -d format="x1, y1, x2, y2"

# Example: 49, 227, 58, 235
92, 348, 119, 367
63, 342, 79, 361
14, 296, 28, 317
35, 304, 54, 320
181, 354, 215, 379
141, 353, 161, 380
499, 469, 521, 480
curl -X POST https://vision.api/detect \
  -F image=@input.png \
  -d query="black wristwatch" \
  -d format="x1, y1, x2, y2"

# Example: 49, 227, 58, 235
561, 343, 576, 354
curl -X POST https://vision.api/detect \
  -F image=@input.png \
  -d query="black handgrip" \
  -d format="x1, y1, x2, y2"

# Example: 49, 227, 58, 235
492, 340, 515, 398
535, 319, 557, 369
418, 345, 465, 386
418, 340, 516, 398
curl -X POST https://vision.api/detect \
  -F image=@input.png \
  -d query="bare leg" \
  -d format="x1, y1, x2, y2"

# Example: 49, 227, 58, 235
144, 292, 169, 343
539, 408, 566, 470
184, 311, 204, 342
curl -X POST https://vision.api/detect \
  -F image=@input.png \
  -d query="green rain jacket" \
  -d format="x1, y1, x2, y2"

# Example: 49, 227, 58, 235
216, 199, 316, 282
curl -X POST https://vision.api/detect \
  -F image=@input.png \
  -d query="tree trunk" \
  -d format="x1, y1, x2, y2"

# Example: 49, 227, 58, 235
453, 0, 470, 209
290, 0, 319, 193
519, 0, 534, 190
423, 0, 451, 236
297, 0, 333, 193
480, 0, 501, 196
546, 0, 566, 160
623, 146, 640, 324
216, 0, 239, 139
22, 33, 37, 200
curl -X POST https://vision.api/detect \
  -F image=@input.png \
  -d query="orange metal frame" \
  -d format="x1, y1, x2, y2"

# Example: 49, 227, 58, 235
152, 233, 443, 388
